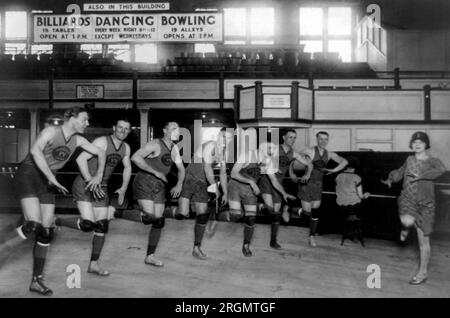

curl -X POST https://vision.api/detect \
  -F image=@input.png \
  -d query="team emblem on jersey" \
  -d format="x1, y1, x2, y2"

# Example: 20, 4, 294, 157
106, 153, 122, 167
161, 153, 173, 166
313, 159, 327, 169
279, 156, 291, 168
52, 146, 71, 161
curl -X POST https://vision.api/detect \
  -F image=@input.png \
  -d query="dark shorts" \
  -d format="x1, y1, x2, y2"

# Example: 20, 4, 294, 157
13, 162, 55, 204
259, 174, 283, 204
228, 179, 258, 206
133, 172, 166, 204
180, 175, 209, 204
338, 203, 362, 218
399, 196, 435, 235
298, 181, 323, 202
72, 175, 110, 207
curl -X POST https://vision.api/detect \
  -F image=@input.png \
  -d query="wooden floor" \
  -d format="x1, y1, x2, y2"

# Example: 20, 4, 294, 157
0, 213, 449, 298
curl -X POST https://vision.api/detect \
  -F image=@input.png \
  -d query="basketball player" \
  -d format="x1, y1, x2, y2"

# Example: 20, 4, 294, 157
55, 118, 132, 276
227, 142, 278, 257
258, 129, 312, 249
295, 131, 348, 247
381, 132, 445, 284
0, 107, 105, 296
116, 122, 185, 267
175, 128, 233, 260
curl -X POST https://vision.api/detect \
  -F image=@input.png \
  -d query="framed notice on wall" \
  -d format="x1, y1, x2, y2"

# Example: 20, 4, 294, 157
263, 94, 290, 108
76, 85, 105, 99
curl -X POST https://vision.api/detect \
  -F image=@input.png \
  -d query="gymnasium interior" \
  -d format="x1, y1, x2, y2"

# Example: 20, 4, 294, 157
0, 0, 449, 298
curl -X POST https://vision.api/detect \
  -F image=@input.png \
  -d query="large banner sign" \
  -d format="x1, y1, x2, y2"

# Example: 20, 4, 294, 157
33, 13, 223, 43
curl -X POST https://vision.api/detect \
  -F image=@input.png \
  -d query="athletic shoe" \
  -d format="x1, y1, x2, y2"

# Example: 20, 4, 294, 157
270, 241, 282, 250
192, 246, 208, 260
29, 276, 53, 296
145, 254, 164, 267
242, 244, 252, 257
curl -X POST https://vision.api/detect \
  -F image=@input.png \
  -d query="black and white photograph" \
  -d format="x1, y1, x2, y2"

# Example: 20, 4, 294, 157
0, 0, 449, 304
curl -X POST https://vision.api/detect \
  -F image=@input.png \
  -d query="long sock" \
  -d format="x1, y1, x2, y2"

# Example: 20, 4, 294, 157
55, 217, 79, 230
91, 233, 105, 261
194, 222, 206, 247
244, 225, 254, 245
33, 242, 48, 277
271, 222, 279, 243
146, 227, 161, 255
310, 218, 318, 236
114, 210, 143, 223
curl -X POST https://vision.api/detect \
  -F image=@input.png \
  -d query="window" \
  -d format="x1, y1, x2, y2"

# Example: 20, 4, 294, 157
194, 44, 215, 54
300, 8, 323, 36
299, 6, 353, 62
31, 45, 53, 55
5, 43, 27, 56
224, 8, 246, 44
224, 7, 274, 45
328, 40, 351, 62
81, 44, 103, 56
5, 11, 27, 39
107, 44, 131, 62
250, 8, 274, 44
328, 7, 351, 35
224, 8, 246, 37
300, 40, 323, 54
135, 44, 157, 64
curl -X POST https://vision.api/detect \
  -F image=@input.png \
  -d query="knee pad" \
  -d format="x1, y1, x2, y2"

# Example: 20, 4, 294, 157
217, 211, 230, 222
264, 205, 275, 214
141, 213, 155, 225
152, 217, 165, 229
20, 221, 44, 240
244, 216, 256, 227
79, 219, 96, 232
95, 219, 109, 234
311, 208, 320, 220
272, 213, 281, 224
37, 227, 55, 245
175, 214, 187, 220
196, 213, 209, 225
229, 209, 242, 222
